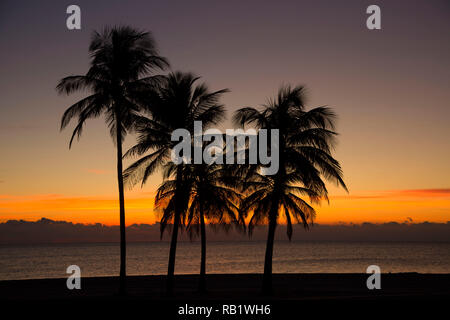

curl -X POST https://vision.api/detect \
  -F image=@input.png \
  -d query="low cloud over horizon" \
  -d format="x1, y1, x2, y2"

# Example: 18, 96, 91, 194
1, 218, 449, 244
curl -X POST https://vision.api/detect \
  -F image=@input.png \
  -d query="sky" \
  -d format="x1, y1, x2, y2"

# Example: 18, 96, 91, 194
0, 0, 449, 225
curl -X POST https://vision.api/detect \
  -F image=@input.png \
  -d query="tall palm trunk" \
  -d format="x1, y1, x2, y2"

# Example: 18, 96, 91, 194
166, 212, 179, 294
115, 115, 127, 295
262, 204, 278, 294
166, 169, 183, 295
199, 204, 207, 293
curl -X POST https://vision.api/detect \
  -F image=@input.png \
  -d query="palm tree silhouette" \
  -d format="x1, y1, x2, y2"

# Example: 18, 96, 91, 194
123, 72, 228, 294
233, 85, 347, 294
56, 26, 168, 295
174, 162, 243, 292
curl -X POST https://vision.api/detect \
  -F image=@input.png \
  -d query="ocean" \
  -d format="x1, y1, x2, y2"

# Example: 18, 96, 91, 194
0, 241, 449, 280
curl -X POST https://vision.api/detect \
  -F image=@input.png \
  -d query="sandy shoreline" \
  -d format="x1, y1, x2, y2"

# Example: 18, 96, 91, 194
1, 273, 449, 301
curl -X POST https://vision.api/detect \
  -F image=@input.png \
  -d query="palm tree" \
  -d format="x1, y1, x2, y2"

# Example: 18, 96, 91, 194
233, 85, 347, 294
56, 26, 169, 294
123, 72, 228, 294
164, 162, 243, 292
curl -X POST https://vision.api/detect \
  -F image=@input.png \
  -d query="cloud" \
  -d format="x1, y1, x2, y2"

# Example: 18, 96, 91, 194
396, 188, 450, 197
331, 188, 450, 200
0, 218, 449, 244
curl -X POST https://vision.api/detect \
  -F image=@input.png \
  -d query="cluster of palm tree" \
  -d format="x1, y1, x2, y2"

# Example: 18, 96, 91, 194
57, 26, 347, 296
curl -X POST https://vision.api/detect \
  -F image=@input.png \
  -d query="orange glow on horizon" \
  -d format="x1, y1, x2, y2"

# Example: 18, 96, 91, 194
0, 188, 449, 226
0, 193, 158, 226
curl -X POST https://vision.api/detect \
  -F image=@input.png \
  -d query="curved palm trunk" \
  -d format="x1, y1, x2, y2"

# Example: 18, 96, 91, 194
262, 205, 278, 294
199, 205, 207, 293
116, 119, 127, 295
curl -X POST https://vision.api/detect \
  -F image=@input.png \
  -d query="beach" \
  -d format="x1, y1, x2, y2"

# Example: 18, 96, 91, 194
1, 273, 449, 301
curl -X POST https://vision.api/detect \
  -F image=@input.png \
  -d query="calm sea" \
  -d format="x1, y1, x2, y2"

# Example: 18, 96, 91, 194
0, 241, 449, 280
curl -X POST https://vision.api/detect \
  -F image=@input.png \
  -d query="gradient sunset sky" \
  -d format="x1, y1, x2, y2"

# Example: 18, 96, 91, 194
0, 0, 449, 225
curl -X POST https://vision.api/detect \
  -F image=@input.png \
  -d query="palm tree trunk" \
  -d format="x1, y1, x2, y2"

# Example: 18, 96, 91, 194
199, 205, 207, 293
115, 119, 127, 295
262, 207, 277, 294
166, 213, 179, 295
166, 168, 183, 295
